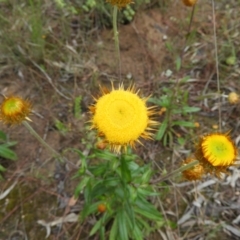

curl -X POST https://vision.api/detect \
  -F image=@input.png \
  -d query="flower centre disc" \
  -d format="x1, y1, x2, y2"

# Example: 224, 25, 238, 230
202, 135, 235, 166
108, 99, 135, 127
3, 98, 23, 115
93, 90, 148, 144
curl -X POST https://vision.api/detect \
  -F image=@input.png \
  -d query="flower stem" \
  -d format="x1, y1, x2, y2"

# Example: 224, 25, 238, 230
151, 160, 199, 184
113, 5, 121, 80
22, 120, 63, 162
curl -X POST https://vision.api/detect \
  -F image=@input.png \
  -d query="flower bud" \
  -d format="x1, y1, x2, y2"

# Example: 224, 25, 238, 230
228, 92, 239, 104
182, 0, 197, 7
97, 203, 106, 213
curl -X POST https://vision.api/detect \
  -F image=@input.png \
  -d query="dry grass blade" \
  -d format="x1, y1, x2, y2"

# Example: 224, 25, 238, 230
0, 181, 17, 200
31, 61, 71, 100
37, 213, 78, 238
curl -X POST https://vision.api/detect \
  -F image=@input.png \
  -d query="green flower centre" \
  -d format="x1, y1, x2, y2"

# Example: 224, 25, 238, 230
3, 99, 23, 114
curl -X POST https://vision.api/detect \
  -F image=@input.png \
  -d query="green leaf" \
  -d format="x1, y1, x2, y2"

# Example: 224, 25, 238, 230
177, 137, 186, 145
0, 145, 17, 160
0, 165, 6, 172
89, 164, 108, 176
175, 56, 181, 71
132, 222, 143, 240
141, 166, 152, 184
84, 180, 92, 204
172, 121, 195, 128
182, 106, 200, 113
135, 215, 152, 232
155, 119, 168, 140
69, 149, 88, 174
89, 217, 103, 236
114, 187, 125, 200
117, 210, 128, 240
94, 149, 118, 161
102, 177, 121, 187
120, 157, 131, 182
128, 161, 140, 171
90, 183, 110, 200
93, 212, 111, 238
74, 96, 82, 119
134, 198, 162, 221
0, 131, 7, 141
124, 209, 143, 240
165, 41, 173, 52
172, 106, 200, 114
100, 225, 105, 240
0, 141, 17, 148
81, 201, 102, 221
109, 217, 118, 240
74, 176, 90, 197
179, 76, 191, 83
137, 187, 159, 197
125, 199, 135, 229
147, 97, 161, 105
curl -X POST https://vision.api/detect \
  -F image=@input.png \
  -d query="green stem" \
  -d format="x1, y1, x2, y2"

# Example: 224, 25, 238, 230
113, 5, 121, 80
151, 160, 199, 184
22, 120, 63, 162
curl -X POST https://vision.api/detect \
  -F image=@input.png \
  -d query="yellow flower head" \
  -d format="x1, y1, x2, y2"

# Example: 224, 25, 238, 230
195, 132, 237, 177
106, 0, 133, 8
182, 0, 197, 7
228, 92, 239, 104
0, 96, 32, 125
182, 157, 204, 181
89, 84, 158, 153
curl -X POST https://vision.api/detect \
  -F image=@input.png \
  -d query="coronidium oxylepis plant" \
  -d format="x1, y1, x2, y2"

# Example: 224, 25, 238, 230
0, 96, 32, 125
74, 83, 165, 240
182, 132, 237, 180
0, 95, 62, 161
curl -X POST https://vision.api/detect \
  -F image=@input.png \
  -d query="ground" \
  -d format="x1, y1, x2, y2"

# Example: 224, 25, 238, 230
0, 0, 240, 240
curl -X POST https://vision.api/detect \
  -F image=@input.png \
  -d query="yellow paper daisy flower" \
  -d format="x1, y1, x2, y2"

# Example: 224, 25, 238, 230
0, 96, 32, 125
182, 157, 205, 181
195, 133, 237, 176
89, 84, 158, 153
106, 0, 133, 8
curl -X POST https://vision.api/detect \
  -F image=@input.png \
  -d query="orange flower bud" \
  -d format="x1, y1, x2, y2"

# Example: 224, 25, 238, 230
182, 0, 197, 7
182, 157, 204, 181
96, 141, 107, 150
97, 204, 106, 213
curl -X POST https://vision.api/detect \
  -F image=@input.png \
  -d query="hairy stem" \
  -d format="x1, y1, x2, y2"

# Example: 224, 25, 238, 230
151, 160, 199, 184
113, 6, 121, 80
23, 120, 63, 162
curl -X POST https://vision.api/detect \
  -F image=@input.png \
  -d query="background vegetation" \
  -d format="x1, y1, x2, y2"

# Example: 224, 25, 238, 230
0, 0, 240, 239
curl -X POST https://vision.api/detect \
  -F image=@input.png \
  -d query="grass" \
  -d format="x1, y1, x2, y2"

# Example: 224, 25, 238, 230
0, 0, 240, 239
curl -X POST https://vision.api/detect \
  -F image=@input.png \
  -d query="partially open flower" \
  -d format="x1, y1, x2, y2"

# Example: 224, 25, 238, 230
106, 0, 133, 8
182, 0, 197, 7
182, 157, 204, 181
0, 96, 32, 125
228, 92, 239, 104
195, 132, 237, 176
89, 84, 158, 153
